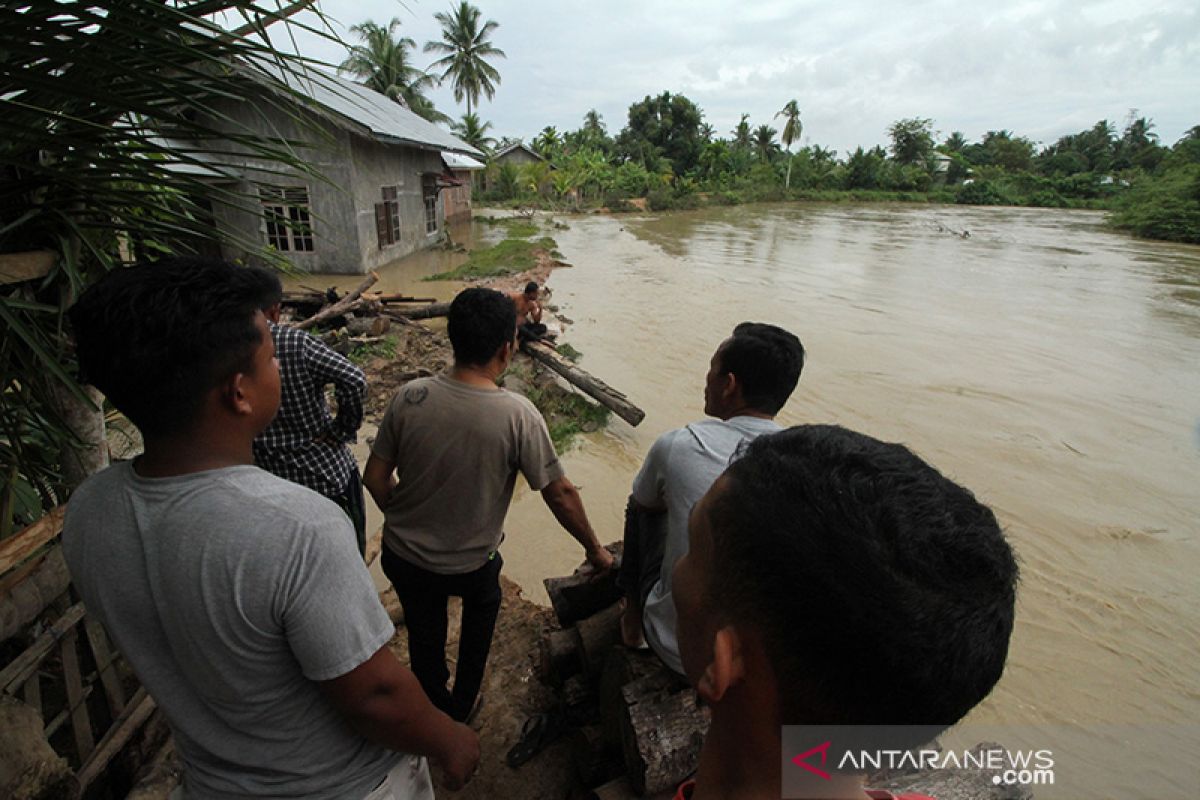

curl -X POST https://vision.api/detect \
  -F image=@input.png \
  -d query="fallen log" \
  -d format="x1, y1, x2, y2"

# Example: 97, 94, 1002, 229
570, 724, 622, 789
543, 542, 624, 628
599, 647, 665, 753
345, 315, 390, 337
521, 340, 644, 427
378, 294, 438, 304
562, 673, 599, 726
397, 301, 452, 320
541, 627, 582, 686
576, 603, 624, 680
620, 670, 709, 796
294, 272, 379, 331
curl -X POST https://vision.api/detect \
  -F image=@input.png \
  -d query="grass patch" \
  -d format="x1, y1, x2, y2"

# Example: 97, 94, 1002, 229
555, 343, 582, 362
424, 235, 558, 281
473, 216, 540, 238
524, 383, 610, 452
348, 334, 398, 365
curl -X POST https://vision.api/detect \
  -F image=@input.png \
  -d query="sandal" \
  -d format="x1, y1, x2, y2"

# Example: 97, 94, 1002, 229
505, 709, 567, 768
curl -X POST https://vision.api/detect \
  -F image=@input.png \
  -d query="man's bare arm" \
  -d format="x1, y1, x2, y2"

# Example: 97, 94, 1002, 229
320, 646, 480, 789
362, 453, 397, 512
541, 476, 614, 571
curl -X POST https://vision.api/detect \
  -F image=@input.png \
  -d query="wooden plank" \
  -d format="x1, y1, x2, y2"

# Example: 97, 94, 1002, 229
0, 601, 87, 693
0, 506, 65, 578
521, 340, 645, 426
45, 683, 94, 738
0, 250, 55, 285
293, 271, 379, 330
75, 687, 157, 794
84, 616, 127, 718
23, 672, 42, 720
61, 626, 96, 760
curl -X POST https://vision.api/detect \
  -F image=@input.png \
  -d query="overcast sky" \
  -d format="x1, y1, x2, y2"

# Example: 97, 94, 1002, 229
260, 0, 1198, 156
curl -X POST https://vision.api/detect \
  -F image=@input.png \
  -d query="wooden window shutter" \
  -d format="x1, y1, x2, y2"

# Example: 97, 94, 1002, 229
374, 203, 388, 248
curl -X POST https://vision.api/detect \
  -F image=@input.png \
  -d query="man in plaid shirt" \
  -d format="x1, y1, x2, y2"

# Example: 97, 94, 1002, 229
250, 268, 369, 554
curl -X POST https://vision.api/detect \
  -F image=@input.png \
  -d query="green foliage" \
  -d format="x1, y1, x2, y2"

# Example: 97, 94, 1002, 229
616, 92, 706, 175
522, 382, 610, 453
340, 18, 447, 123
425, 235, 558, 280
348, 335, 399, 365
555, 343, 583, 362
424, 1, 505, 116
888, 118, 936, 166
0, 1, 345, 533
1109, 164, 1200, 243
957, 180, 1009, 206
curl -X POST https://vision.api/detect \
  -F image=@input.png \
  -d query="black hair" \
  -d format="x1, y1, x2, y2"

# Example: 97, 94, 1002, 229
705, 425, 1017, 739
447, 287, 517, 366
524, 281, 539, 294
717, 322, 804, 414
243, 265, 283, 310
68, 257, 267, 438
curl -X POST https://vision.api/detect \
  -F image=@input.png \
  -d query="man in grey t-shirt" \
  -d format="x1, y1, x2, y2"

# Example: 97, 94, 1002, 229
619, 323, 805, 674
64, 258, 479, 799
364, 288, 613, 722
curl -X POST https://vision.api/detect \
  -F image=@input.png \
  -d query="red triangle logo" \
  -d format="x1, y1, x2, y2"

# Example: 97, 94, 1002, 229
791, 741, 832, 780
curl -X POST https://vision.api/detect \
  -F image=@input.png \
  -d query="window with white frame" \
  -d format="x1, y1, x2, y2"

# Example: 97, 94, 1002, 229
259, 187, 314, 252
422, 175, 438, 235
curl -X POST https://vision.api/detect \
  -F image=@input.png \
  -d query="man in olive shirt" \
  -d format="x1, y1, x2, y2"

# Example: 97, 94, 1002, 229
364, 288, 613, 722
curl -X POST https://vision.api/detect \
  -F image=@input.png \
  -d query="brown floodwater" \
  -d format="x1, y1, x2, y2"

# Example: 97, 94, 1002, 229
336, 204, 1199, 797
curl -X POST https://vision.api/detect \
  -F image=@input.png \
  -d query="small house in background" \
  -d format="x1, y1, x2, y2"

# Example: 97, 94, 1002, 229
477, 142, 547, 193
197, 63, 482, 275
441, 151, 486, 223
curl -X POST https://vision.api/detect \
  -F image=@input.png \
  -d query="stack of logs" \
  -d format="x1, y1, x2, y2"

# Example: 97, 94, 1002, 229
539, 546, 709, 798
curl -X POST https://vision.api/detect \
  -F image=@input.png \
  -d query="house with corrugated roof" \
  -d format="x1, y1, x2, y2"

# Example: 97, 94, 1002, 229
196, 62, 483, 275
441, 152, 486, 223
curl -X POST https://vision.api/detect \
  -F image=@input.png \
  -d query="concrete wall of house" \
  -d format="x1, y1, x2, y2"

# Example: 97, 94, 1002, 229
202, 100, 362, 273
348, 138, 445, 273
444, 170, 475, 222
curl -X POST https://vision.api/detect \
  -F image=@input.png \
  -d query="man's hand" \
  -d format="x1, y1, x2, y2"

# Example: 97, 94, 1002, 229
433, 722, 481, 790
585, 544, 615, 574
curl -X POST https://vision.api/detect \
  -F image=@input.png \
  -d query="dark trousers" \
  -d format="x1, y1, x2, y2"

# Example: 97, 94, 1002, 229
381, 546, 503, 722
331, 470, 367, 556
616, 496, 668, 609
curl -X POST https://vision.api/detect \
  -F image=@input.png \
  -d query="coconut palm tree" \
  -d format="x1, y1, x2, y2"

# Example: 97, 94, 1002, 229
774, 100, 802, 188
0, 1, 343, 534
731, 114, 752, 150
451, 113, 496, 152
424, 1, 506, 116
340, 18, 448, 123
753, 125, 778, 162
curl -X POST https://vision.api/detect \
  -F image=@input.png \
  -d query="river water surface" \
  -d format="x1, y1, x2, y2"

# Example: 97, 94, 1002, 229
341, 203, 1199, 797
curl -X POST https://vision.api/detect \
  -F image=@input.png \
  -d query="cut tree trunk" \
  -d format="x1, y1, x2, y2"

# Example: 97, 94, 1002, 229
294, 272, 379, 330
620, 671, 710, 796
541, 628, 582, 686
520, 340, 644, 426
345, 316, 390, 337
575, 603, 623, 680
543, 542, 623, 627
394, 302, 452, 320
51, 383, 108, 490
562, 673, 599, 726
570, 724, 621, 788
599, 647, 666, 753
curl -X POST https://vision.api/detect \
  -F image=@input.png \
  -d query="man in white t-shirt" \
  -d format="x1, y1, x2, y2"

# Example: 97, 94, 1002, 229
64, 258, 478, 799
619, 323, 805, 674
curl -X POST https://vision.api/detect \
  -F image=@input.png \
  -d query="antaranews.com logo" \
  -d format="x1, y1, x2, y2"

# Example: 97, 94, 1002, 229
782, 726, 1055, 798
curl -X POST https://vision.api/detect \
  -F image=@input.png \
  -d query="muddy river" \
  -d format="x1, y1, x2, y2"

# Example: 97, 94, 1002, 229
332, 203, 1199, 798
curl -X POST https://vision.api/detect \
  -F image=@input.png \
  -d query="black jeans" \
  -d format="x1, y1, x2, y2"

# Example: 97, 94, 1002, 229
617, 495, 668, 609
380, 546, 503, 722
331, 470, 367, 556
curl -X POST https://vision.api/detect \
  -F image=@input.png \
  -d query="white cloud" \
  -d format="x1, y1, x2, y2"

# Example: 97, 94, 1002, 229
259, 0, 1199, 152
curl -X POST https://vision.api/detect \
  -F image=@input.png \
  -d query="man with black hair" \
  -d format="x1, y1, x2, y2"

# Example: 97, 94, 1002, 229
619, 322, 805, 675
63, 258, 478, 800
363, 287, 613, 723
244, 267, 369, 554
508, 280, 546, 340
671, 425, 1018, 799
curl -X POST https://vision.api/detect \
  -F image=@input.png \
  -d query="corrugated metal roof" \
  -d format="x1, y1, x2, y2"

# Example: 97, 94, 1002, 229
245, 59, 483, 158
442, 151, 485, 170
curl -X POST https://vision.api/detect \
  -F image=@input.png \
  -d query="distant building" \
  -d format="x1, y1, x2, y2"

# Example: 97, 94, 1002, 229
477, 142, 547, 194
194, 63, 482, 275
442, 152, 486, 223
